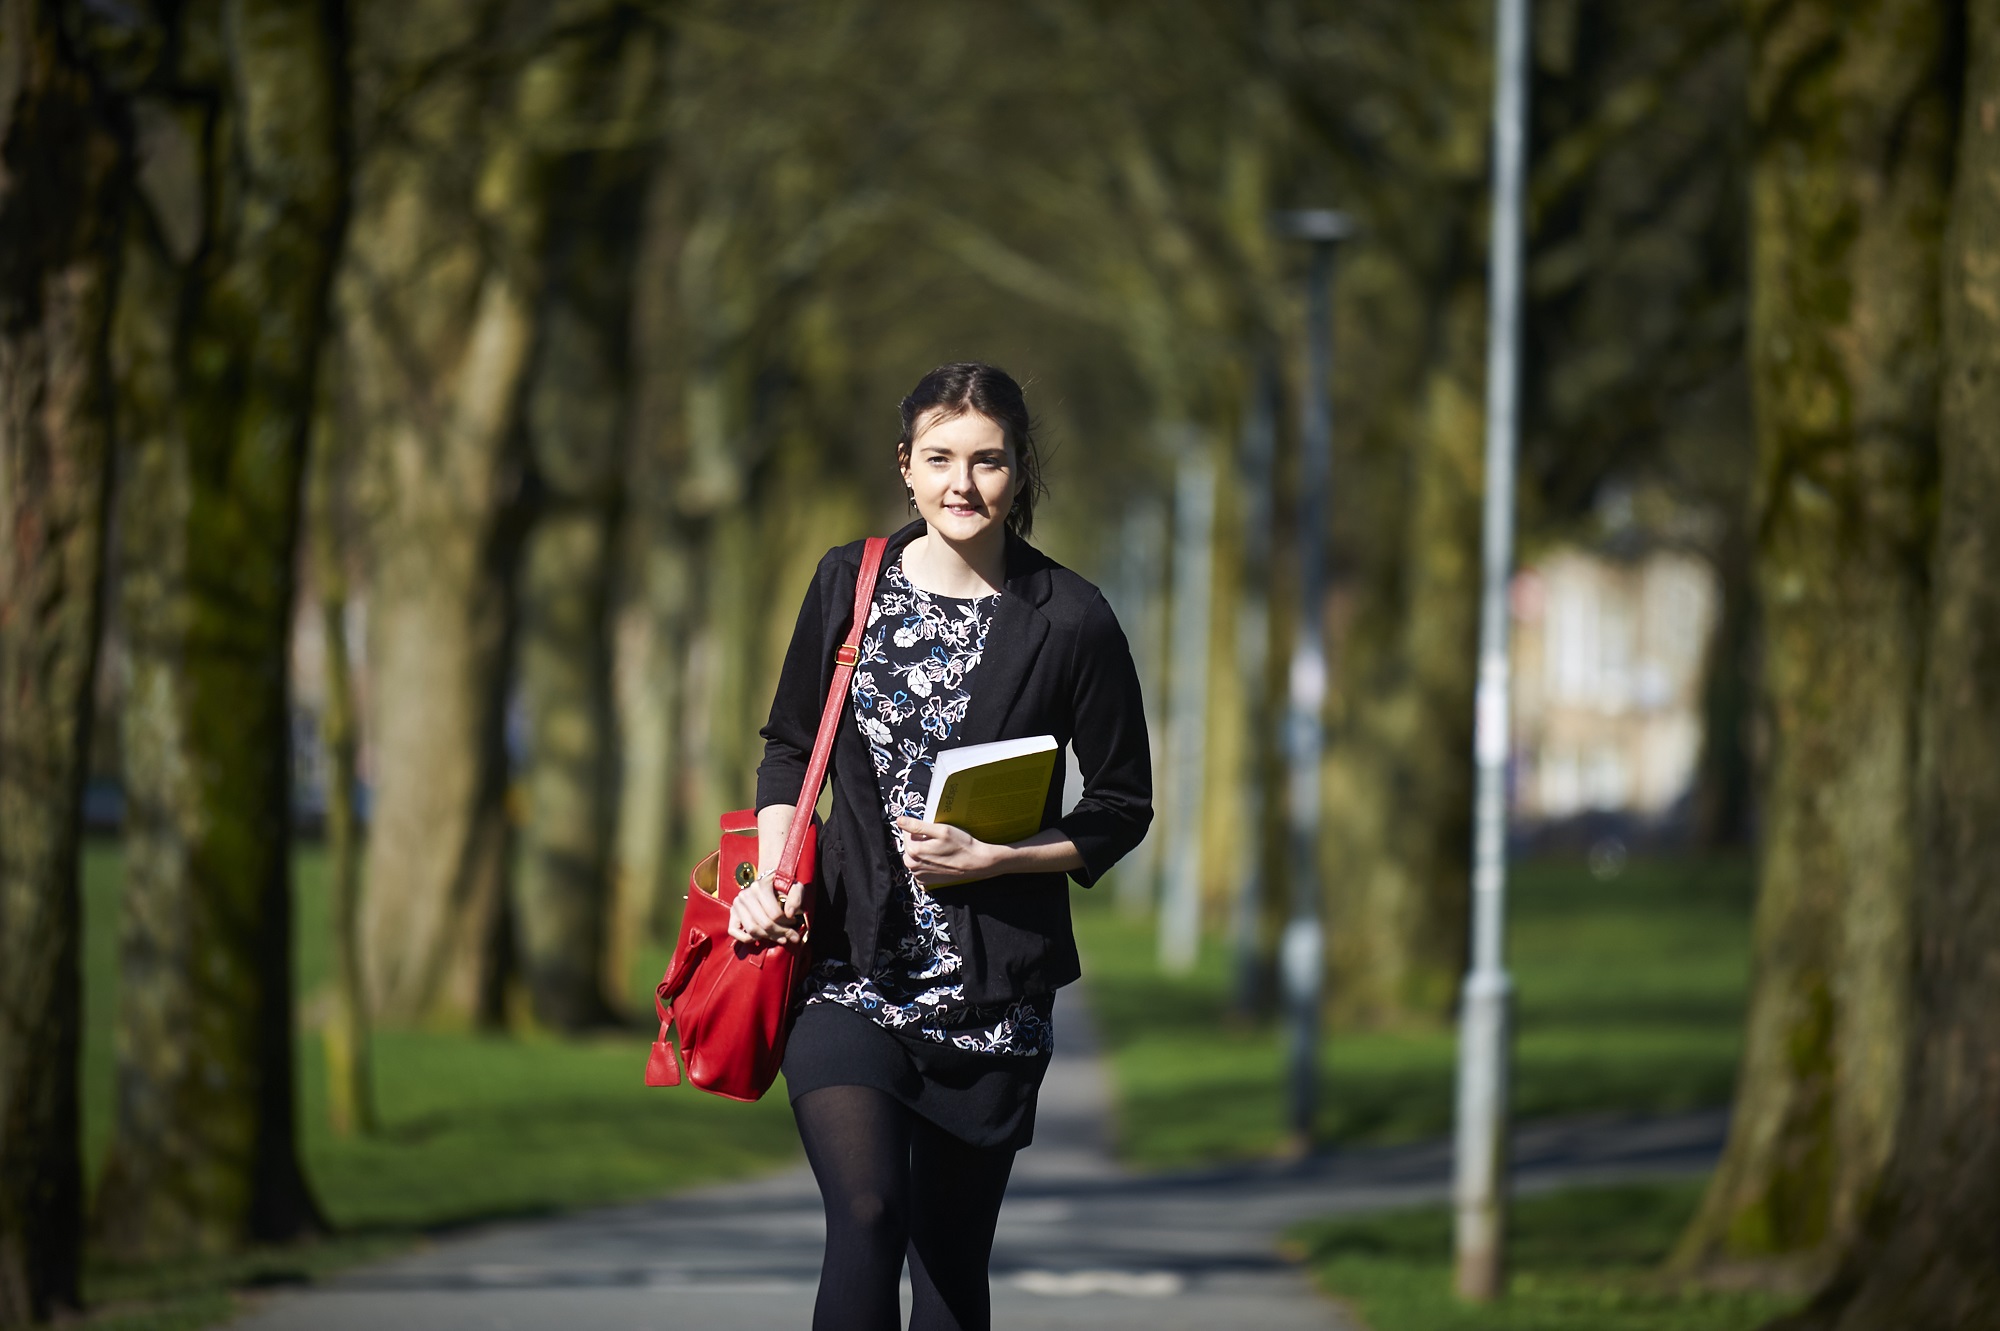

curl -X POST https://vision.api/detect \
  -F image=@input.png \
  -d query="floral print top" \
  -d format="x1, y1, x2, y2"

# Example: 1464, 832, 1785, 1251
800, 558, 1055, 1057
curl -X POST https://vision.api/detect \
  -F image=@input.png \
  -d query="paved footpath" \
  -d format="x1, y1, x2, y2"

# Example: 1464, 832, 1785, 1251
233, 992, 1724, 1331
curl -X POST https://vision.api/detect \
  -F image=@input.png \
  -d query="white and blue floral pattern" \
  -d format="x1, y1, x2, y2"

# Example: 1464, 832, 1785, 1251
802, 560, 1054, 1057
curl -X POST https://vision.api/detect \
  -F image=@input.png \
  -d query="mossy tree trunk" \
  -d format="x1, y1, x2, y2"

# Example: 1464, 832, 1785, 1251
307, 396, 374, 1137
1693, 515, 1760, 850
607, 159, 696, 1004
1670, 0, 1954, 1287
516, 102, 659, 1029
343, 3, 607, 1027
1266, 0, 1493, 1030
1774, 10, 2000, 1324
93, 0, 345, 1259
1324, 258, 1484, 1029
0, 1, 126, 1316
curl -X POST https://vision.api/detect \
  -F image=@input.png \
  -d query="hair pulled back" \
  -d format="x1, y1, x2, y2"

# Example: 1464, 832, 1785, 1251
897, 361, 1046, 538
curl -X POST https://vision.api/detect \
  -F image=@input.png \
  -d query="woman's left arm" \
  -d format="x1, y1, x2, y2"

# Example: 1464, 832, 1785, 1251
896, 819, 1083, 885
1048, 591, 1154, 885
899, 591, 1152, 888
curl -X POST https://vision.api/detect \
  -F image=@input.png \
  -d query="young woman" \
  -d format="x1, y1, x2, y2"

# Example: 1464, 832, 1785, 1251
729, 362, 1153, 1331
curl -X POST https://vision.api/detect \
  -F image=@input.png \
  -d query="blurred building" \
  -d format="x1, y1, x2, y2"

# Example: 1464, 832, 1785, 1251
1510, 547, 1718, 832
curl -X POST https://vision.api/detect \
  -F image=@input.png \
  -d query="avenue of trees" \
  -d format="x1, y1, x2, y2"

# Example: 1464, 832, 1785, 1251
0, 0, 1995, 1326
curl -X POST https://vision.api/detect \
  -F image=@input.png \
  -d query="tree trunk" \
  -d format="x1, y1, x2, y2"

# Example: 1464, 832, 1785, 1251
517, 506, 618, 1030
608, 525, 692, 963
93, 0, 345, 1260
1324, 264, 1484, 1029
0, 2, 125, 1316
1693, 515, 1760, 850
608, 160, 694, 1011
1284, 0, 1492, 1031
308, 402, 375, 1137
344, 3, 592, 1027
514, 127, 654, 1031
1670, 0, 1953, 1287
1771, 10, 2000, 1324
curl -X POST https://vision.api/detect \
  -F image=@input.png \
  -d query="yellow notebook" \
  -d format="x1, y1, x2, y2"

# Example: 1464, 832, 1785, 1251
922, 735, 1060, 848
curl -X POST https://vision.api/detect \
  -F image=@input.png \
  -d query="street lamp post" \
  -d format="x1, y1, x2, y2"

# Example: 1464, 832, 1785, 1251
1272, 208, 1352, 1152
1454, 0, 1530, 1301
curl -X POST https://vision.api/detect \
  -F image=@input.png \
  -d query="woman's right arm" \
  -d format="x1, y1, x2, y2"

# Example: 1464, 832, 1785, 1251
729, 801, 802, 945
731, 549, 835, 946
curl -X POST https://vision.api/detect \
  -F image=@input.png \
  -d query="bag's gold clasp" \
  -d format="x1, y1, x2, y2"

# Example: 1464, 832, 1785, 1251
835, 644, 860, 667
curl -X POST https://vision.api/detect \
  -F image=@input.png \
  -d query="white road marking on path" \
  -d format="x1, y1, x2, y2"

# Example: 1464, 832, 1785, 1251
1012, 1270, 1185, 1297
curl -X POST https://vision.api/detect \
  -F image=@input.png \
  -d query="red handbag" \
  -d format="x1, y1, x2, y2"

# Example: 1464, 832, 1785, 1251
644, 536, 888, 1100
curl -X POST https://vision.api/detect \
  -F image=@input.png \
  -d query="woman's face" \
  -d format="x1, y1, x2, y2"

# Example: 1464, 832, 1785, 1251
901, 409, 1018, 544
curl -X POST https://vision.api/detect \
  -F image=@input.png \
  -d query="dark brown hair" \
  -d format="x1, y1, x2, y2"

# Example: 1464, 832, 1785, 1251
896, 362, 1046, 538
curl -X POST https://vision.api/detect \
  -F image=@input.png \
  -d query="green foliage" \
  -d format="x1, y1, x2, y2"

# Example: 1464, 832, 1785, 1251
1288, 1181, 1798, 1330
1075, 856, 1754, 1167
78, 841, 800, 1322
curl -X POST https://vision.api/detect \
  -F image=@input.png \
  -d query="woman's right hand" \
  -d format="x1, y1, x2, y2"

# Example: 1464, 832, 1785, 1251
728, 871, 805, 947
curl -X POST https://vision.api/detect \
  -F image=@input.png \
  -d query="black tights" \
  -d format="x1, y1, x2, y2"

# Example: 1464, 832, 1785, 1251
793, 1086, 1017, 1331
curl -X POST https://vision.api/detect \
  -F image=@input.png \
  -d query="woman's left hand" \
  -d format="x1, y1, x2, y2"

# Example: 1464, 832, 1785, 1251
897, 817, 1003, 887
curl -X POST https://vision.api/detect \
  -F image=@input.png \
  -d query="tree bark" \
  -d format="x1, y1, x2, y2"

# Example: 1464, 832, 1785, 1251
517, 502, 618, 1030
93, 0, 345, 1260
1324, 258, 1484, 1029
1771, 8, 2000, 1324
608, 158, 694, 1010
1693, 515, 1760, 850
307, 401, 374, 1137
343, 3, 599, 1026
1265, 0, 1493, 1030
0, 1, 125, 1317
513, 78, 657, 1027
1670, 0, 1953, 1287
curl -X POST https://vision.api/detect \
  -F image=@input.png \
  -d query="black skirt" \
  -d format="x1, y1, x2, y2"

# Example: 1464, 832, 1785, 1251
781, 1001, 1053, 1151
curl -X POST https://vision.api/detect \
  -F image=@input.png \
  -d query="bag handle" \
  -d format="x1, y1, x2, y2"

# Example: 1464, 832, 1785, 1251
771, 536, 888, 891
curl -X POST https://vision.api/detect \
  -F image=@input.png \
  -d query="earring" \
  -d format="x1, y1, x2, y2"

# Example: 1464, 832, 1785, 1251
906, 485, 917, 512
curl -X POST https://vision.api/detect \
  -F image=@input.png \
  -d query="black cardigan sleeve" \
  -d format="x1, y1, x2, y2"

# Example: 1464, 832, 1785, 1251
1054, 591, 1154, 887
755, 550, 832, 811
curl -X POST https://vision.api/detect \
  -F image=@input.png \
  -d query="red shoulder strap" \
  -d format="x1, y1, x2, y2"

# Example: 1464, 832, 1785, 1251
772, 536, 887, 889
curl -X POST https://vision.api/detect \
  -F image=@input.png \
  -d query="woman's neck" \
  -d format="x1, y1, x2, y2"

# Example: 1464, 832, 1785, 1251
902, 528, 1007, 598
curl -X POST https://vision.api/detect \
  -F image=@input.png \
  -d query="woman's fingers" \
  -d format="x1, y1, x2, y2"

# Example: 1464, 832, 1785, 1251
897, 815, 951, 842
728, 876, 802, 945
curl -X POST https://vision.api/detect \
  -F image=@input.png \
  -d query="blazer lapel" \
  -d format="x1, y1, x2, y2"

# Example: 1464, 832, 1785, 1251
956, 534, 1052, 748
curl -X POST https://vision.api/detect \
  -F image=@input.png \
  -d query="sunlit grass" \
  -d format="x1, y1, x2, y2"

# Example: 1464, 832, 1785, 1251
1075, 855, 1794, 1329
78, 838, 800, 1324
1073, 855, 1754, 1167
1286, 1180, 1796, 1331
75, 843, 1768, 1327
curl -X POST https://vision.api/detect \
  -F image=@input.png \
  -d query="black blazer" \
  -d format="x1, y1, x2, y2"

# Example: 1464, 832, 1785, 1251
756, 519, 1153, 1003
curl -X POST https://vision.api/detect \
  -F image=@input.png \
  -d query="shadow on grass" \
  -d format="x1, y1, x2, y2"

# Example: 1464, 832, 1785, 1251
77, 842, 806, 1328
1288, 1181, 1799, 1331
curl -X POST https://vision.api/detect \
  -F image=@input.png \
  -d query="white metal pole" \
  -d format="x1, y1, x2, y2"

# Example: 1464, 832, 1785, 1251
1113, 500, 1169, 918
1453, 0, 1529, 1302
1159, 431, 1215, 974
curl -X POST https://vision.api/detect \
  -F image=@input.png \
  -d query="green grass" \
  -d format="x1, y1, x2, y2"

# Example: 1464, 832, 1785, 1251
75, 844, 1768, 1327
79, 838, 802, 1326
1073, 855, 1755, 1167
1075, 855, 1796, 1329
1286, 1181, 1796, 1331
